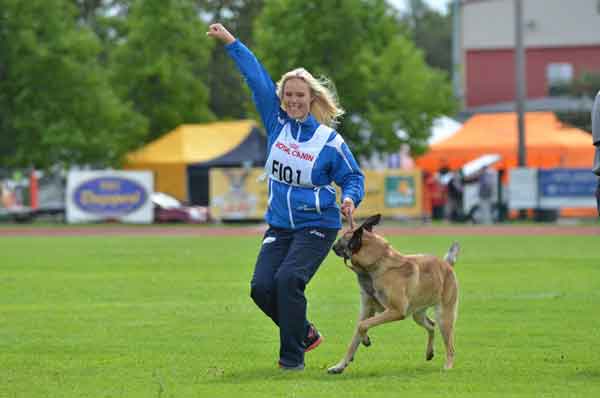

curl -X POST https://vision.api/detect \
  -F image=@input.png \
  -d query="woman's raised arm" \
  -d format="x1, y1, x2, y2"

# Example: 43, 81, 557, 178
206, 23, 280, 135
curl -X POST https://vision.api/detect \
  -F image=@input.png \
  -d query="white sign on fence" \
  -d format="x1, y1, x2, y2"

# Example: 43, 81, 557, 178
508, 168, 538, 209
66, 170, 154, 224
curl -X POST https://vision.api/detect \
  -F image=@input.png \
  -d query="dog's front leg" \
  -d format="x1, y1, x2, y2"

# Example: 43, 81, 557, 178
328, 293, 376, 374
357, 308, 407, 337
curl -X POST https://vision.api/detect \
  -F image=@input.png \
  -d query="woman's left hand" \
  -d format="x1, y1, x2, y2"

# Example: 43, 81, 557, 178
341, 197, 355, 222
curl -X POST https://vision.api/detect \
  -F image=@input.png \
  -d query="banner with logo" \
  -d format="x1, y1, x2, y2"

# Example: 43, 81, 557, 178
353, 170, 422, 219
209, 168, 422, 221
209, 168, 268, 220
66, 170, 153, 223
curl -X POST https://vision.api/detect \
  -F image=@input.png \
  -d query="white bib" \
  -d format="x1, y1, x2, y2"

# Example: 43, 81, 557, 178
264, 123, 332, 187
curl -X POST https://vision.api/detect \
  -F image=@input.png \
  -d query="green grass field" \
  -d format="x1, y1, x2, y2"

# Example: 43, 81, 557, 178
1, 233, 599, 397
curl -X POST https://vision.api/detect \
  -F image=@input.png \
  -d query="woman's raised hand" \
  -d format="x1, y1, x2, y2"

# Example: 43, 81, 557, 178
206, 23, 236, 45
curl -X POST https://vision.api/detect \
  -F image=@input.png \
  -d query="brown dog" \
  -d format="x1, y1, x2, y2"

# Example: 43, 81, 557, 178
328, 214, 460, 374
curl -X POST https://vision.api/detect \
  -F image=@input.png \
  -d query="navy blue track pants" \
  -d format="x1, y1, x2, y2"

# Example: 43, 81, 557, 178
250, 226, 338, 367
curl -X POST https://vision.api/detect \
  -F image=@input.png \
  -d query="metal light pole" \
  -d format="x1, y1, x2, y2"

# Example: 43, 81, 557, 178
452, 0, 463, 105
515, 0, 526, 167
515, 0, 528, 220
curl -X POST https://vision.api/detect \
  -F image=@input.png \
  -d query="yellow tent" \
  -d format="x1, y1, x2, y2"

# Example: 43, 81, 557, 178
124, 120, 266, 203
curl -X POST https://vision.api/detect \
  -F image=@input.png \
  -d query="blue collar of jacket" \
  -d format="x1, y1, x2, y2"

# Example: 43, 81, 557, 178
279, 109, 320, 131
278, 109, 320, 142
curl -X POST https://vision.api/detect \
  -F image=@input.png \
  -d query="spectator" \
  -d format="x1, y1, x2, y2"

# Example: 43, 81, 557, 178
431, 172, 447, 221
477, 165, 495, 224
592, 90, 600, 216
446, 170, 465, 222
422, 171, 434, 222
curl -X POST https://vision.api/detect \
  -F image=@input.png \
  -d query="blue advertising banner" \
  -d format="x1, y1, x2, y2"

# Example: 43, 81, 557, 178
538, 168, 596, 208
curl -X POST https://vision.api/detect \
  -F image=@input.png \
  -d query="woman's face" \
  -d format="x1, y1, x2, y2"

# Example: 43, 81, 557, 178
282, 77, 313, 121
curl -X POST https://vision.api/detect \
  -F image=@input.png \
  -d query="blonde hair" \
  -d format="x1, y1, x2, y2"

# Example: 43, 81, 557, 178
276, 68, 345, 127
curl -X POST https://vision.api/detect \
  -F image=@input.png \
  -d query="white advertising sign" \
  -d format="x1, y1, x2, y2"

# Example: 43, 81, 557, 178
508, 168, 538, 209
66, 170, 154, 224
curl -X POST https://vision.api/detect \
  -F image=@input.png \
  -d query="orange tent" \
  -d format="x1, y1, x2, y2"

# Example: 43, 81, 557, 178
415, 112, 594, 173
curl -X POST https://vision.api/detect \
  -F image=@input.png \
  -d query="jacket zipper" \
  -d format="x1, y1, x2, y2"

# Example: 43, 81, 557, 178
286, 185, 295, 228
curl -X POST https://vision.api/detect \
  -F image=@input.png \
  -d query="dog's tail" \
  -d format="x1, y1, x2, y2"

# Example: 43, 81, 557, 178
444, 241, 460, 267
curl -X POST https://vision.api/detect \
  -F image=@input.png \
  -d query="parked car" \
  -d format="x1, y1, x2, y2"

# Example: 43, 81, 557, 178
151, 192, 210, 224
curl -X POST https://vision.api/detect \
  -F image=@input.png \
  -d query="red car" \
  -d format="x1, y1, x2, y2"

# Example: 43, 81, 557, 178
152, 192, 210, 224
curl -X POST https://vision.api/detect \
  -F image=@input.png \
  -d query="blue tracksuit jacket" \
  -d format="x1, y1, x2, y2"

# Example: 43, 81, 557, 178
226, 40, 364, 230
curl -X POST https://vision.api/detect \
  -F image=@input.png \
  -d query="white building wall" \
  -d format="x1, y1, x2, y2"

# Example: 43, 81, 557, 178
463, 0, 600, 50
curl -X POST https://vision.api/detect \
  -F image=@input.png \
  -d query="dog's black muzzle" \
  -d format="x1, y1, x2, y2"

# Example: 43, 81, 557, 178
332, 239, 351, 265
332, 240, 345, 257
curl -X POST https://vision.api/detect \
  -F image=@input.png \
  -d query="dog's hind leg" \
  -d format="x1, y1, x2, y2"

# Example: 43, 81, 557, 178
413, 310, 435, 361
327, 295, 376, 374
436, 301, 457, 370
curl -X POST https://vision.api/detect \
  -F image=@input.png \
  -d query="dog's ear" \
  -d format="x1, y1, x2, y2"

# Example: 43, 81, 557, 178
348, 227, 363, 254
361, 214, 382, 232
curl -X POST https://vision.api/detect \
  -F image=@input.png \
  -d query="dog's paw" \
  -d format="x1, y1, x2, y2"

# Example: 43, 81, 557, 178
426, 351, 434, 361
327, 366, 344, 375
362, 335, 371, 347
327, 365, 345, 374
358, 323, 368, 335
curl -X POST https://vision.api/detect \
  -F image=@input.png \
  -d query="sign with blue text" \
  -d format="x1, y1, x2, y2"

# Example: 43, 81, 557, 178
66, 170, 153, 223
538, 168, 597, 208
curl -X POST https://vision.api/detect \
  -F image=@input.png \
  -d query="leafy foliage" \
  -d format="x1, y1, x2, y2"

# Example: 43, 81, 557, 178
0, 0, 146, 168
110, 0, 214, 142
254, 0, 456, 156
199, 0, 265, 120
400, 0, 452, 74
553, 71, 600, 133
0, 0, 457, 167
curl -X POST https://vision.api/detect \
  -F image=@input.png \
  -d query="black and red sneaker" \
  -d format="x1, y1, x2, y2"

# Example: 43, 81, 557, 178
304, 323, 323, 352
278, 361, 305, 371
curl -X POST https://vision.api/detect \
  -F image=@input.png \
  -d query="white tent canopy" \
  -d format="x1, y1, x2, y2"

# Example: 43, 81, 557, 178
428, 116, 463, 145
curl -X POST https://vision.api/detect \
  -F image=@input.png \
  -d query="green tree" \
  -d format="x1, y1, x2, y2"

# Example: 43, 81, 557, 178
555, 71, 600, 133
364, 36, 455, 155
401, 0, 452, 74
253, 0, 455, 156
0, 0, 147, 168
111, 0, 214, 142
198, 0, 264, 119
74, 0, 132, 59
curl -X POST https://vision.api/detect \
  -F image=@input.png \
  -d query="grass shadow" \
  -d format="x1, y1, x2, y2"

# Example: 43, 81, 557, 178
202, 362, 448, 385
